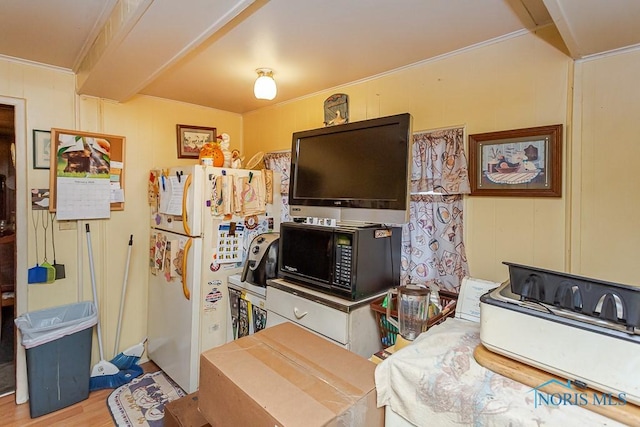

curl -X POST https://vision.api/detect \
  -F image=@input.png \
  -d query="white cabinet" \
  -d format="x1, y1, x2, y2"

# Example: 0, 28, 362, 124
265, 278, 383, 358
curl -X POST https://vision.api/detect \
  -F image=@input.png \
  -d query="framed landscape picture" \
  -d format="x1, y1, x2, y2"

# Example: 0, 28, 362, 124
468, 124, 562, 197
177, 124, 216, 158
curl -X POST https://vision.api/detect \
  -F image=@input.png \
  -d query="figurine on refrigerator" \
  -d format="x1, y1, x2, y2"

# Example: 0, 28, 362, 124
231, 149, 244, 169
219, 133, 232, 167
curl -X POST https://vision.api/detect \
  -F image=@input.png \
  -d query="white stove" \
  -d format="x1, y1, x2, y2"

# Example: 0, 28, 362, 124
480, 262, 640, 405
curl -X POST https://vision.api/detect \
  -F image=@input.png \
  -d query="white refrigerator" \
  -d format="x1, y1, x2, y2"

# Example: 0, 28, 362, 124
147, 165, 280, 393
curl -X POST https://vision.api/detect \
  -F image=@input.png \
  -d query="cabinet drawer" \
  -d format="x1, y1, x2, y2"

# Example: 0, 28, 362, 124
266, 287, 349, 344
266, 311, 348, 349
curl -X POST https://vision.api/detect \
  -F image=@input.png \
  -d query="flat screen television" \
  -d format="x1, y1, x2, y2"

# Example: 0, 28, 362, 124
289, 113, 412, 224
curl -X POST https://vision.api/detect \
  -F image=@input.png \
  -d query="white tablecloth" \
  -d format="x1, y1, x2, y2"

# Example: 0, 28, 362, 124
375, 318, 624, 427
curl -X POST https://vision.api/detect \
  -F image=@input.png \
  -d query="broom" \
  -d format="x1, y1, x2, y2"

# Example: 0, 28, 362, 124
86, 224, 142, 391
111, 338, 147, 370
110, 234, 147, 370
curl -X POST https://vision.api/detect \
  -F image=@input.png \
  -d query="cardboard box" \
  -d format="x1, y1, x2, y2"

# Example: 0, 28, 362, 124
199, 322, 383, 427
164, 392, 211, 427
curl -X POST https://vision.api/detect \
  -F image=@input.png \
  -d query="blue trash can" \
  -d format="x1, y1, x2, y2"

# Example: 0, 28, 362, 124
14, 301, 97, 418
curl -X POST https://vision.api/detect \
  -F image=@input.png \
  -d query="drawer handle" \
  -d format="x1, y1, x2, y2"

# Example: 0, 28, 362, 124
293, 307, 308, 319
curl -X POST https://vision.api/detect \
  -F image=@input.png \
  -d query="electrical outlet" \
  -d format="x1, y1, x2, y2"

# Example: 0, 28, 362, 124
58, 221, 77, 231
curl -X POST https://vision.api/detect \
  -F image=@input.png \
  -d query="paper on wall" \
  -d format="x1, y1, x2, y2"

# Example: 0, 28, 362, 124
56, 177, 111, 220
111, 184, 124, 203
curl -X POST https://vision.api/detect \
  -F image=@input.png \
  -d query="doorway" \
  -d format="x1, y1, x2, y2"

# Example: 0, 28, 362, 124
0, 103, 16, 396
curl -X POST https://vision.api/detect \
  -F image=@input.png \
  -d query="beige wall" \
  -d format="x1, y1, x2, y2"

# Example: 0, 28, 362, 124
244, 27, 576, 284
570, 50, 640, 286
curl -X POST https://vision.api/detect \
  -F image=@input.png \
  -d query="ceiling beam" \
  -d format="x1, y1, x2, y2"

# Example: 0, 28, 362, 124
76, 0, 256, 102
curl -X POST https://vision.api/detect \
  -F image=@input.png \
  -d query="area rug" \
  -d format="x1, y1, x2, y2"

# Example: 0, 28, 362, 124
107, 370, 186, 426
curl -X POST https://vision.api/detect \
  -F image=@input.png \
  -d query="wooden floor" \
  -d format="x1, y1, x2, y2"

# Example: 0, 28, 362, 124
0, 362, 159, 426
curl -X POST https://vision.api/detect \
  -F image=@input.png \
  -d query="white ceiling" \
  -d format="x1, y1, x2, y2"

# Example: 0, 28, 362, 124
0, 0, 639, 116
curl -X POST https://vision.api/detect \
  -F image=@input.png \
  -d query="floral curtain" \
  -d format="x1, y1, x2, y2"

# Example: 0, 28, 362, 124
401, 127, 471, 292
411, 126, 470, 195
264, 151, 292, 223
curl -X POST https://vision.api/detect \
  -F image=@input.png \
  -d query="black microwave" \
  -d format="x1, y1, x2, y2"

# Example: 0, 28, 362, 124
277, 222, 402, 301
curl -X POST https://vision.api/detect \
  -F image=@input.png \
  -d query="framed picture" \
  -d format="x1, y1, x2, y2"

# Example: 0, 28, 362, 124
323, 93, 349, 126
176, 124, 216, 158
33, 129, 51, 169
468, 124, 562, 197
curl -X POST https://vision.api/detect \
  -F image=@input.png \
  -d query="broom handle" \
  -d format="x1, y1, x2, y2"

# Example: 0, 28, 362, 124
114, 235, 133, 357
86, 224, 105, 361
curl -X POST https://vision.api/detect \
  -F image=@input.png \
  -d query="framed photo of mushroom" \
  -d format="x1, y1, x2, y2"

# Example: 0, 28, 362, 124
176, 124, 216, 158
468, 124, 562, 197
49, 128, 126, 216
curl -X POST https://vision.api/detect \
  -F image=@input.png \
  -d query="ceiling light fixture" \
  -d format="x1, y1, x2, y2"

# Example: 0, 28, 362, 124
254, 68, 277, 100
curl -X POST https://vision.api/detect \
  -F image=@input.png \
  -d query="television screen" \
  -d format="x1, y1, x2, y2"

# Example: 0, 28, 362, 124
289, 113, 412, 224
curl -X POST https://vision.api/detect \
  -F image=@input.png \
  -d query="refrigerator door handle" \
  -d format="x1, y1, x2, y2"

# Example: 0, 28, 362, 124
181, 174, 193, 236
182, 173, 193, 236
182, 237, 193, 300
